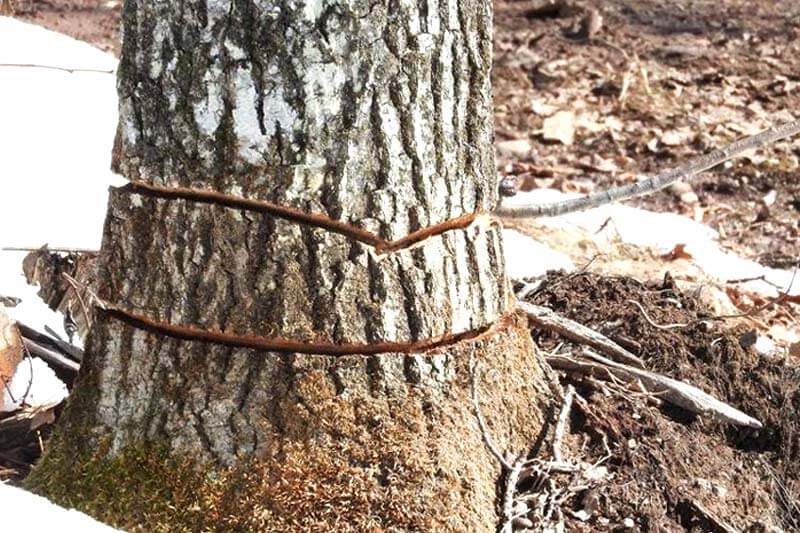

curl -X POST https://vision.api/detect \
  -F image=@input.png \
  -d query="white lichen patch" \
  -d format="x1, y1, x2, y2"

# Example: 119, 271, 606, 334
224, 39, 247, 61
261, 87, 299, 138
303, 62, 346, 120
194, 69, 224, 137
302, 0, 325, 22
205, 0, 233, 27
119, 97, 140, 145
231, 67, 266, 164
147, 18, 171, 80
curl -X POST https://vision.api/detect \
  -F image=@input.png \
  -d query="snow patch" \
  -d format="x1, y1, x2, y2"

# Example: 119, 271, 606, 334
0, 17, 120, 250
1, 357, 68, 413
502, 229, 575, 280
0, 483, 119, 531
504, 189, 800, 297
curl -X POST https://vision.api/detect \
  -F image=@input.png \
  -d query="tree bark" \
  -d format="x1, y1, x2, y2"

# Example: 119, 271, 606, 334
27, 0, 554, 529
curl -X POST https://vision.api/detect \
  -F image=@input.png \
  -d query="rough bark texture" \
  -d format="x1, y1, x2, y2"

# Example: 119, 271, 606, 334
29, 0, 554, 529
99, 188, 506, 344
113, 0, 497, 241
28, 314, 553, 531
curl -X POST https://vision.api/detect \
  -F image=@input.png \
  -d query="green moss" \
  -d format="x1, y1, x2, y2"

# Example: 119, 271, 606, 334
25, 437, 211, 532
25, 435, 428, 532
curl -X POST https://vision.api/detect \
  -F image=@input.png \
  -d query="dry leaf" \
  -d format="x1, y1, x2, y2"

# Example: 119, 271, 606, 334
661, 129, 694, 146
530, 99, 557, 116
661, 244, 693, 261
543, 111, 576, 145
0, 309, 23, 384
497, 139, 533, 158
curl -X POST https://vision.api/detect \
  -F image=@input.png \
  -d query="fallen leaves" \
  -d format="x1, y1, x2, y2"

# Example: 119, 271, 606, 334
542, 110, 576, 145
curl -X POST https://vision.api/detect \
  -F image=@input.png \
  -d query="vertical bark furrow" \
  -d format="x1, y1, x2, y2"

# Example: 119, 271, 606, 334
115, 0, 497, 239
98, 189, 506, 345
79, 313, 549, 469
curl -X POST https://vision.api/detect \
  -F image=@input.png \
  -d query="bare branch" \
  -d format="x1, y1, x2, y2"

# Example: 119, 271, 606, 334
2, 246, 98, 254
496, 118, 800, 218
547, 349, 763, 428
0, 63, 115, 75
469, 353, 512, 471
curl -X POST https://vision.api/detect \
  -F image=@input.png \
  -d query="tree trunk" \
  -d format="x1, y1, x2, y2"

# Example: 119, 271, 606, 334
27, 0, 554, 530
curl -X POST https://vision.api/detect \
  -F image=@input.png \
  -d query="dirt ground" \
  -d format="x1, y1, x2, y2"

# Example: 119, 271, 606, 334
4, 0, 800, 530
519, 273, 799, 531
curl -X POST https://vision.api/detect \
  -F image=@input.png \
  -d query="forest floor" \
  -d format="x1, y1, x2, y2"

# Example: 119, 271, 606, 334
5, 0, 800, 530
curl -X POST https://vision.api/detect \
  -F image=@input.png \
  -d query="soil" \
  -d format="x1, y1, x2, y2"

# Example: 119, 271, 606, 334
518, 272, 800, 531
3, 0, 800, 530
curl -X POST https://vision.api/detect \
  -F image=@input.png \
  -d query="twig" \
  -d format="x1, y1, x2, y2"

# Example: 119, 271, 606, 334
726, 274, 784, 290
627, 299, 690, 330
469, 353, 512, 471
519, 301, 645, 368
62, 272, 94, 329
552, 385, 575, 463
2, 246, 98, 254
0, 63, 115, 75
501, 457, 526, 533
496, 118, 800, 218
2, 377, 17, 405
19, 343, 34, 408
548, 349, 763, 428
714, 266, 798, 321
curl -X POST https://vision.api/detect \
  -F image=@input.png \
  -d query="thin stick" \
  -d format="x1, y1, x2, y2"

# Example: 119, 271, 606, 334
500, 456, 526, 533
19, 343, 34, 408
62, 272, 94, 329
552, 385, 575, 463
0, 63, 115, 75
2, 247, 98, 254
469, 353, 512, 470
548, 349, 763, 428
496, 118, 800, 218
627, 299, 690, 330
519, 301, 645, 368
714, 266, 798, 321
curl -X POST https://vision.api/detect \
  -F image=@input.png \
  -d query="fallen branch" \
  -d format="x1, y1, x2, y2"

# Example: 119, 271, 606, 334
0, 405, 57, 450
21, 338, 79, 375
496, 118, 800, 218
16, 323, 83, 363
547, 349, 763, 428
519, 301, 645, 368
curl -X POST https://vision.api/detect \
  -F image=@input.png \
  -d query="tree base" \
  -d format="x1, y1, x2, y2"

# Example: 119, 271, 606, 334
27, 313, 555, 531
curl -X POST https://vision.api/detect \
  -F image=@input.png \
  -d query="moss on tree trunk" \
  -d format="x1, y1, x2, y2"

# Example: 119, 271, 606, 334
27, 0, 555, 529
